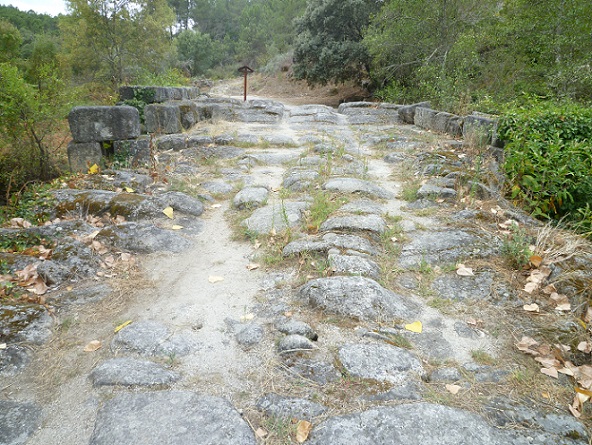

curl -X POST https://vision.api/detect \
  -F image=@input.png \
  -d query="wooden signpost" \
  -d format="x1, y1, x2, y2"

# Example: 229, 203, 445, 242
238, 65, 254, 102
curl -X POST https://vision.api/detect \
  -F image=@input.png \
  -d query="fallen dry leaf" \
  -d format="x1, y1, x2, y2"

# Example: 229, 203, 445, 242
208, 276, 224, 283
171, 225, 184, 230
88, 163, 100, 175
542, 284, 557, 295
28, 278, 48, 295
114, 320, 132, 333
83, 340, 102, 352
516, 336, 539, 355
541, 367, 559, 378
535, 356, 560, 368
550, 293, 571, 311
255, 428, 267, 439
92, 240, 109, 255
295, 420, 312, 443
0, 343, 7, 350
523, 303, 540, 312
240, 313, 255, 322
456, 264, 474, 276
404, 321, 423, 333
445, 384, 462, 395
10, 217, 32, 228
584, 307, 592, 323
523, 282, 538, 294
529, 255, 543, 267
211, 203, 222, 209
120, 253, 133, 263
246, 263, 260, 271
578, 342, 592, 354
162, 206, 175, 219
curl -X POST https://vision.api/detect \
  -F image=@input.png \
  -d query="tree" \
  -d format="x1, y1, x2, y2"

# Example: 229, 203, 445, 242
176, 29, 220, 75
292, 0, 381, 86
60, 0, 176, 86
0, 62, 71, 202
0, 19, 22, 63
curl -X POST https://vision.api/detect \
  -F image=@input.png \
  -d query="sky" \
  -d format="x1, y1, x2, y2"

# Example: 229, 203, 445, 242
0, 0, 68, 16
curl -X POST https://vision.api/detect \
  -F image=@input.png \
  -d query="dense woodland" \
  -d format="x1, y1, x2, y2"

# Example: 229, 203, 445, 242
0, 0, 591, 231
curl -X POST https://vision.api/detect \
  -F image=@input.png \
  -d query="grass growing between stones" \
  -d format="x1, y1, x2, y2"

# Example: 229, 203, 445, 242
304, 191, 347, 234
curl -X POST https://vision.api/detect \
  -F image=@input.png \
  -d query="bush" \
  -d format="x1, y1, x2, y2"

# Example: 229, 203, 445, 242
499, 101, 592, 227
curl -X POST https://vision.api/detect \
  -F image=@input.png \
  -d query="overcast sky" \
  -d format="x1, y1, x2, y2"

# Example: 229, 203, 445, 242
0, 0, 68, 16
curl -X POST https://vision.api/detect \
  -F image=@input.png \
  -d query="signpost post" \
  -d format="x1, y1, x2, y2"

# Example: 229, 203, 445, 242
237, 65, 254, 102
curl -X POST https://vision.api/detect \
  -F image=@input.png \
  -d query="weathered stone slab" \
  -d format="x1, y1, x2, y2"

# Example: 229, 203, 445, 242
0, 400, 43, 445
97, 222, 192, 253
282, 358, 341, 385
119, 86, 200, 103
339, 343, 424, 384
275, 318, 318, 341
67, 142, 103, 173
0, 345, 31, 376
145, 104, 182, 134
416, 182, 457, 199
306, 403, 517, 445
298, 276, 420, 321
235, 323, 264, 347
159, 191, 204, 216
114, 137, 151, 166
399, 229, 499, 268
256, 394, 327, 421
0, 303, 52, 345
233, 187, 269, 210
243, 202, 309, 235
320, 214, 386, 236
90, 357, 180, 387
69, 106, 140, 143
283, 170, 319, 191
111, 320, 194, 356
339, 199, 383, 215
398, 101, 431, 124
89, 391, 256, 445
432, 271, 496, 301
323, 178, 393, 199
414, 107, 438, 130
322, 233, 378, 256
278, 334, 315, 352
154, 134, 187, 151
328, 254, 380, 280
463, 112, 499, 146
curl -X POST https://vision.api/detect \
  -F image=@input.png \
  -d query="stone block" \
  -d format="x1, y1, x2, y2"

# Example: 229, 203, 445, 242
398, 101, 431, 124
144, 104, 182, 134
68, 106, 141, 143
463, 113, 499, 146
67, 141, 102, 172
119, 86, 200, 103
113, 137, 151, 166
414, 107, 438, 129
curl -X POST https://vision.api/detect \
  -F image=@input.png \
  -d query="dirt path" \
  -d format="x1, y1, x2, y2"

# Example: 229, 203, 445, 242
3, 88, 590, 445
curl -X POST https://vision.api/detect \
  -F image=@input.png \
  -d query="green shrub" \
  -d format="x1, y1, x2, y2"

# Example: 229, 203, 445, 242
499, 102, 592, 226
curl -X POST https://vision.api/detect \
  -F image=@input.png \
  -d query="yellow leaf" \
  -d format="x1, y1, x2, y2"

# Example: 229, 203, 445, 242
124, 187, 135, 193
171, 225, 184, 230
114, 320, 132, 333
88, 164, 100, 175
445, 384, 461, 395
162, 206, 174, 219
83, 340, 102, 352
575, 387, 592, 398
296, 420, 312, 443
208, 276, 224, 283
404, 321, 423, 333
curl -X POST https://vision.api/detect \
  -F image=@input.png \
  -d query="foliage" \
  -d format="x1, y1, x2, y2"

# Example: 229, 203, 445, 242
176, 29, 222, 76
292, 0, 381, 86
0, 62, 72, 205
60, 0, 176, 86
500, 223, 533, 269
0, 19, 22, 62
499, 101, 592, 223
